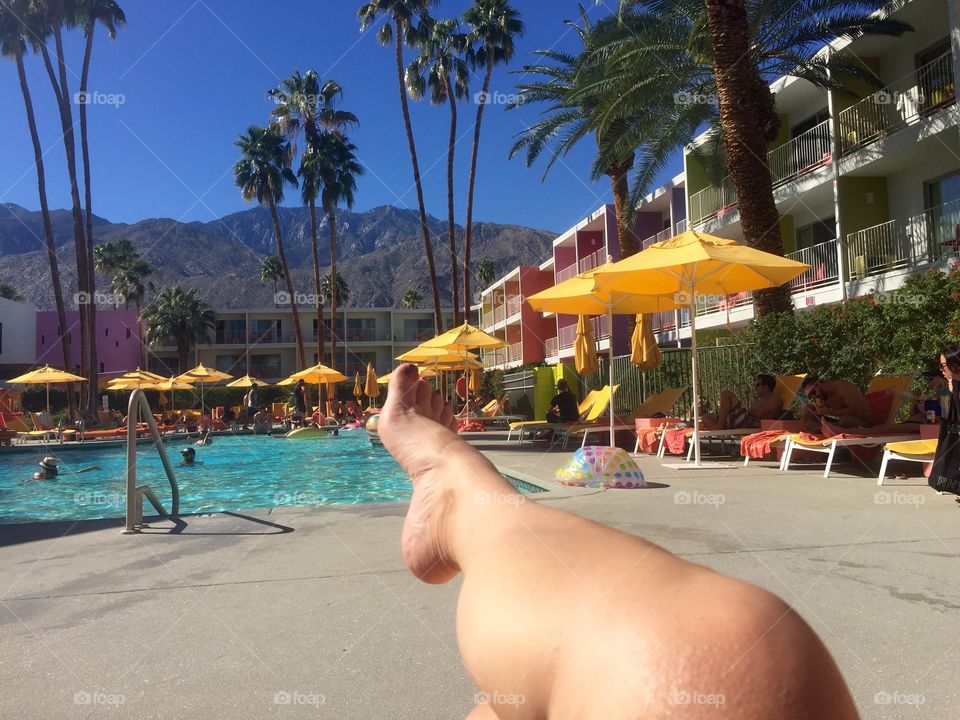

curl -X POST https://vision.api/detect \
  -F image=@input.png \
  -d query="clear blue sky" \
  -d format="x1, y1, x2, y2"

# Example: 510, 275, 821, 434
0, 0, 682, 234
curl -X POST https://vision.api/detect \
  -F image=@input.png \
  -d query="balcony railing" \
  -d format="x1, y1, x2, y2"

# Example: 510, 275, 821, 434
544, 337, 558, 357
689, 119, 835, 225
558, 323, 577, 349
786, 239, 840, 292
590, 314, 610, 340
506, 295, 522, 317
839, 52, 956, 155
494, 305, 505, 323
481, 311, 494, 327
578, 247, 606, 273
508, 342, 522, 364
214, 333, 247, 345
650, 310, 677, 333
250, 330, 297, 344
846, 198, 960, 279
768, 120, 832, 188
396, 330, 434, 342
555, 263, 578, 283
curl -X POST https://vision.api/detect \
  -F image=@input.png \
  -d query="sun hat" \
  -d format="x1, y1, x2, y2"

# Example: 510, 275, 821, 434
39, 456, 58, 471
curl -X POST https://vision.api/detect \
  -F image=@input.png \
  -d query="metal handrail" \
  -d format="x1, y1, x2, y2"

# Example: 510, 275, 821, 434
124, 389, 179, 534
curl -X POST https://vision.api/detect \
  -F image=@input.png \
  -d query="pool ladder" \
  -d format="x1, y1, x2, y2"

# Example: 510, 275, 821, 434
123, 389, 180, 534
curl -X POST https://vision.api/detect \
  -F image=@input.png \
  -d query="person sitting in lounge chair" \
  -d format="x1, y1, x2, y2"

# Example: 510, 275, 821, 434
546, 379, 578, 424
907, 372, 948, 423
701, 374, 782, 430
800, 374, 872, 431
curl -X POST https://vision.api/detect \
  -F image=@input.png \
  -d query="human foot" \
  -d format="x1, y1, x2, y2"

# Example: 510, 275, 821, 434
379, 364, 463, 584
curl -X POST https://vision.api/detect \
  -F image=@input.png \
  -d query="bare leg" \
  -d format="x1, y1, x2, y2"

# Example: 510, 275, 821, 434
379, 365, 859, 719
716, 389, 740, 428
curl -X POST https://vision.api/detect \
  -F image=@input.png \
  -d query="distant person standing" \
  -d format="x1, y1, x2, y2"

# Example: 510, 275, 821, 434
293, 380, 307, 425
245, 386, 258, 425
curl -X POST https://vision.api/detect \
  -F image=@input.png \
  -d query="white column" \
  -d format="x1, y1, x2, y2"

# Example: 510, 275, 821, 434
826, 46, 849, 301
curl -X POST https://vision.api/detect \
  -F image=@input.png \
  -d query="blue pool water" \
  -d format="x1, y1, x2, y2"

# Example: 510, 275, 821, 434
0, 432, 415, 524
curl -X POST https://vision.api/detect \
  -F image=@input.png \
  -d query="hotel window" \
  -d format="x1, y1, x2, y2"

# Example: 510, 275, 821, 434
402, 318, 433, 342
250, 319, 281, 343
795, 217, 836, 251
250, 354, 281, 379
217, 319, 246, 344
215, 355, 242, 374
924, 171, 960, 248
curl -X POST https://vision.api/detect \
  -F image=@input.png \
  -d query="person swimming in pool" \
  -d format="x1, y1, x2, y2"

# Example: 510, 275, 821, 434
376, 364, 858, 720
195, 428, 212, 446
179, 447, 202, 465
26, 456, 99, 482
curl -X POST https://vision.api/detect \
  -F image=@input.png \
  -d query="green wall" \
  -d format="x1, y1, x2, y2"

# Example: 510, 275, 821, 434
534, 365, 581, 420
839, 177, 890, 235
832, 56, 881, 114
685, 151, 711, 198
780, 214, 796, 254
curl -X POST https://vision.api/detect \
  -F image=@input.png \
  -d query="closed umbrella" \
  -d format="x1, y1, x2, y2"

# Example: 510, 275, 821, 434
631, 314, 663, 371
574, 315, 599, 376
365, 363, 379, 408
353, 372, 363, 398
7, 365, 86, 415
469, 368, 482, 392
592, 229, 809, 467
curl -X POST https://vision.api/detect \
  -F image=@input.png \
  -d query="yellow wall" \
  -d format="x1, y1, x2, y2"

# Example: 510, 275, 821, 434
839, 177, 890, 235
780, 214, 796, 254
770, 113, 791, 150
684, 150, 711, 198
831, 56, 881, 114
534, 365, 581, 420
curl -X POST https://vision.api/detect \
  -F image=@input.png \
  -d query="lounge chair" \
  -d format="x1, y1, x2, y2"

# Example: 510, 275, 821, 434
547, 386, 622, 449
506, 389, 602, 444
780, 374, 917, 478
877, 438, 938, 486
469, 396, 525, 426
561, 386, 687, 450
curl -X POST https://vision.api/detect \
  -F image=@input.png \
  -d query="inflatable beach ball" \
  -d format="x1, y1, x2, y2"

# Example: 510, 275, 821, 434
365, 414, 380, 433
556, 446, 646, 489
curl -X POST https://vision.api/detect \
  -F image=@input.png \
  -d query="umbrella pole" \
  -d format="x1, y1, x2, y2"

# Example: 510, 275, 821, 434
46, 383, 50, 416
608, 307, 615, 447
689, 291, 701, 466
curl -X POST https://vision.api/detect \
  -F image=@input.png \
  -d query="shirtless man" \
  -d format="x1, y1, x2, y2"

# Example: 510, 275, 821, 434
800, 374, 872, 431
378, 363, 858, 719
702, 373, 782, 430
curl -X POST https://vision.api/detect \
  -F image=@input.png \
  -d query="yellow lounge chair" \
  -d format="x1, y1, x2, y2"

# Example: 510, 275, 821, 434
877, 438, 938, 486
781, 373, 916, 478
506, 389, 602, 444
549, 385, 621, 449
566, 386, 688, 450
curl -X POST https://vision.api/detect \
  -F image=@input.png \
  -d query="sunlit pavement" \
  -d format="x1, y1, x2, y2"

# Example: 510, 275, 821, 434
1, 431, 957, 719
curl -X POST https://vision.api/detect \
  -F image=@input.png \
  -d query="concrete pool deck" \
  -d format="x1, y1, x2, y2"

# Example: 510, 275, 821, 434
1, 431, 957, 719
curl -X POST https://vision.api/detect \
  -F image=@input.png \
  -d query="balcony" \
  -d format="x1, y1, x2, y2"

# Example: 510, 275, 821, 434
493, 305, 505, 323
650, 310, 676, 333
558, 324, 577, 349
839, 52, 955, 155
786, 239, 840, 292
396, 330, 434, 343
590, 315, 610, 339
250, 330, 297, 344
213, 333, 247, 345
481, 310, 494, 327
555, 263, 578, 283
508, 342, 523, 364
688, 119, 834, 225
578, 247, 606, 273
846, 198, 960, 279
505, 295, 522, 317
544, 337, 558, 357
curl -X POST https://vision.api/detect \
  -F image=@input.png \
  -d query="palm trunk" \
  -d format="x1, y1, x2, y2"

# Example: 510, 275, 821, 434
608, 154, 638, 258
463, 51, 494, 323
309, 198, 325, 401
15, 50, 76, 418
79, 22, 99, 401
394, 23, 443, 334
268, 199, 305, 368
445, 77, 460, 326
42, 30, 94, 410
326, 199, 338, 370
705, 0, 792, 316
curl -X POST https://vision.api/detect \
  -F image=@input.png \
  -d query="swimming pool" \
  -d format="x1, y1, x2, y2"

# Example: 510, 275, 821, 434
0, 432, 415, 524
0, 433, 546, 524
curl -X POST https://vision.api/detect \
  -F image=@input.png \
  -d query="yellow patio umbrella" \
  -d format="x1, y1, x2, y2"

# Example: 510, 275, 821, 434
106, 368, 167, 389
377, 366, 438, 385
225, 375, 272, 388
287, 362, 347, 417
469, 368, 482, 392
527, 261, 680, 446
592, 230, 809, 467
631, 314, 663, 371
420, 322, 506, 351
574, 315, 599, 376
176, 363, 234, 414
353, 371, 363, 397
364, 363, 380, 407
144, 377, 193, 412
396, 346, 469, 363
7, 364, 86, 414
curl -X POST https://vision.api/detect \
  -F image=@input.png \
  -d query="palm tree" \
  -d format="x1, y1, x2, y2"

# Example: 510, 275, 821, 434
93, 237, 136, 275
358, 0, 444, 334
0, 283, 25, 302
0, 0, 73, 416
260, 256, 283, 306
320, 272, 350, 307
30, 0, 97, 411
583, 0, 910, 315
110, 257, 152, 366
510, 10, 644, 259
476, 258, 495, 288
462, 0, 523, 322
406, 17, 469, 325
234, 125, 305, 368
307, 131, 364, 370
142, 286, 215, 374
69, 0, 125, 349
401, 288, 422, 308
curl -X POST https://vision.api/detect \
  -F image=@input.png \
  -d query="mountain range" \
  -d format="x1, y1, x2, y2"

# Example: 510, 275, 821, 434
0, 203, 557, 310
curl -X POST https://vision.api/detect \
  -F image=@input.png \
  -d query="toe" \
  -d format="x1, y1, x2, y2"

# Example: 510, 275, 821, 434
430, 387, 445, 419
415, 379, 434, 411
388, 364, 420, 407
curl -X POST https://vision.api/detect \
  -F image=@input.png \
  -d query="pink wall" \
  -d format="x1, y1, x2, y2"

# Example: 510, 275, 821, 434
554, 245, 576, 275
519, 268, 554, 364
576, 230, 604, 260
36, 310, 142, 373
634, 212, 664, 244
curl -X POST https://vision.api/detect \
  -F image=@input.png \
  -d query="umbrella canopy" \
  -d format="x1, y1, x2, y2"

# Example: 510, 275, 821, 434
631, 314, 663, 371
225, 375, 272, 388
353, 372, 363, 397
593, 230, 809, 466
377, 366, 438, 385
365, 363, 380, 403
420, 322, 506, 350
111, 368, 167, 384
574, 315, 599, 376
432, 356, 485, 371
7, 365, 86, 415
176, 363, 233, 384
289, 362, 347, 384
396, 346, 470, 363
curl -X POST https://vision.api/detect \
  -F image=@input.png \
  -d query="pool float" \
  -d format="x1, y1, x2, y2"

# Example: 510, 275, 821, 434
365, 414, 383, 447
341, 421, 364, 430
556, 446, 646, 488
284, 426, 337, 439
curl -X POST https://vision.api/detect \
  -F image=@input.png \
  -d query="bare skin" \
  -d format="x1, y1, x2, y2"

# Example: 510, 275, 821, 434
702, 381, 781, 430
379, 364, 860, 720
802, 380, 872, 431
